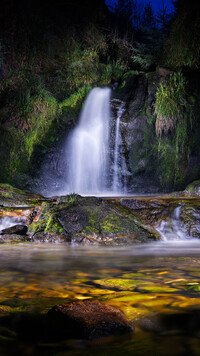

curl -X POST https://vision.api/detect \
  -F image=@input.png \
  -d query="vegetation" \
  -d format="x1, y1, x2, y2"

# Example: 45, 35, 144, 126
154, 71, 187, 136
0, 1, 130, 185
0, 0, 200, 191
163, 0, 200, 69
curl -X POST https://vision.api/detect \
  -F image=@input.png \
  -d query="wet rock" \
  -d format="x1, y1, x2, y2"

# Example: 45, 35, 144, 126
184, 180, 200, 196
120, 198, 169, 225
28, 195, 157, 244
46, 300, 133, 340
0, 234, 30, 243
0, 183, 47, 207
181, 204, 200, 238
134, 317, 162, 333
30, 232, 69, 243
0, 224, 28, 235
118, 72, 161, 192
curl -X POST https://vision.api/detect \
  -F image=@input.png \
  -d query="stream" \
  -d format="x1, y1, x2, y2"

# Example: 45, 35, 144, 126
1, 242, 200, 355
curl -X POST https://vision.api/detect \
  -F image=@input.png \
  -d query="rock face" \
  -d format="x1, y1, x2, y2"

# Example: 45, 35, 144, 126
116, 72, 162, 192
47, 300, 133, 340
114, 71, 200, 192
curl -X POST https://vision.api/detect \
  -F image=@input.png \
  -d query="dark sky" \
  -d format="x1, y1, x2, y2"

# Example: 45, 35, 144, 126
105, 0, 174, 14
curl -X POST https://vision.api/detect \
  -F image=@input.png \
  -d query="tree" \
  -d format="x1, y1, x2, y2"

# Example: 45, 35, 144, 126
142, 2, 156, 29
156, 0, 173, 35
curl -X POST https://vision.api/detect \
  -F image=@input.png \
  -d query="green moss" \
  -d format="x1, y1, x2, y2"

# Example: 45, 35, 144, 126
59, 85, 92, 117
185, 180, 200, 195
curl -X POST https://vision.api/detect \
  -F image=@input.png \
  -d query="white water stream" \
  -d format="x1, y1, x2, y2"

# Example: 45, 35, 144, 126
156, 205, 196, 241
65, 88, 111, 195
0, 217, 19, 232
112, 100, 127, 194
64, 87, 127, 196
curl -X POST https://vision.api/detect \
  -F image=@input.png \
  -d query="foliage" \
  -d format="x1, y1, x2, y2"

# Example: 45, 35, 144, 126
154, 71, 187, 136
0, 7, 131, 185
0, 41, 4, 68
163, 1, 200, 69
59, 86, 92, 117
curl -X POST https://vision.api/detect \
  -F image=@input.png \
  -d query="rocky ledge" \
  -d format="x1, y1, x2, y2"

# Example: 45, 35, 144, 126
0, 184, 157, 245
1, 183, 200, 244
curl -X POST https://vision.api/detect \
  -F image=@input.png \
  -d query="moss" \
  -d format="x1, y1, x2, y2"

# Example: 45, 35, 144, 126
59, 85, 92, 118
0, 183, 45, 206
184, 180, 200, 195
83, 206, 128, 235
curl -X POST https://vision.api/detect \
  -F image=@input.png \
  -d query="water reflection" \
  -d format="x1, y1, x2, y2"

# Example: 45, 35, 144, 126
1, 242, 200, 354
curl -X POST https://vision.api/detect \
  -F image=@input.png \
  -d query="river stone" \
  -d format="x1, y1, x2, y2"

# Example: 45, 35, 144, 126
0, 224, 28, 235
46, 300, 133, 340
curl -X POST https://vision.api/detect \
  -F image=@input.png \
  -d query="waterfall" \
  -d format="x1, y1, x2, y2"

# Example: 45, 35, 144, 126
112, 100, 127, 194
112, 101, 126, 193
0, 217, 20, 232
63, 88, 129, 196
112, 115, 120, 191
156, 205, 193, 241
65, 88, 111, 195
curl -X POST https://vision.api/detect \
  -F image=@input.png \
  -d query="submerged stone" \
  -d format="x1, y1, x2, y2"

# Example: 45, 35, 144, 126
47, 300, 133, 340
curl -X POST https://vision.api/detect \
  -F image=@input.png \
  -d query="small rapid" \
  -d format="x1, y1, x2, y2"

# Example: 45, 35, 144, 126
156, 205, 197, 241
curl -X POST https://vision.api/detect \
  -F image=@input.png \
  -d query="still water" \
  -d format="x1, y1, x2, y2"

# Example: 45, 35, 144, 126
1, 242, 200, 355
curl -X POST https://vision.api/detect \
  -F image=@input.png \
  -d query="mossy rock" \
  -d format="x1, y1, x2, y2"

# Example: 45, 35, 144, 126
0, 184, 46, 207
28, 195, 157, 244
184, 180, 200, 196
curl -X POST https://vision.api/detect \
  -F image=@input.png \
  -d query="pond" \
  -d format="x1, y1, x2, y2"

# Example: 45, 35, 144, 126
1, 241, 200, 355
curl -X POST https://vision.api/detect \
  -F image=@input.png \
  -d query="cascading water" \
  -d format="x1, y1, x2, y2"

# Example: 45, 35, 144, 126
64, 88, 128, 196
0, 217, 19, 232
112, 100, 127, 193
156, 205, 194, 241
65, 88, 111, 195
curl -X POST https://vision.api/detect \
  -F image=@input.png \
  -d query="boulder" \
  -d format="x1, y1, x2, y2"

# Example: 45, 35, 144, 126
28, 195, 157, 244
46, 300, 133, 340
0, 224, 28, 235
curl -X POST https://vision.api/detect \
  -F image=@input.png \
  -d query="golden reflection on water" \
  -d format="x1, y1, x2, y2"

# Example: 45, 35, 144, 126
0, 244, 200, 319
1, 244, 200, 355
